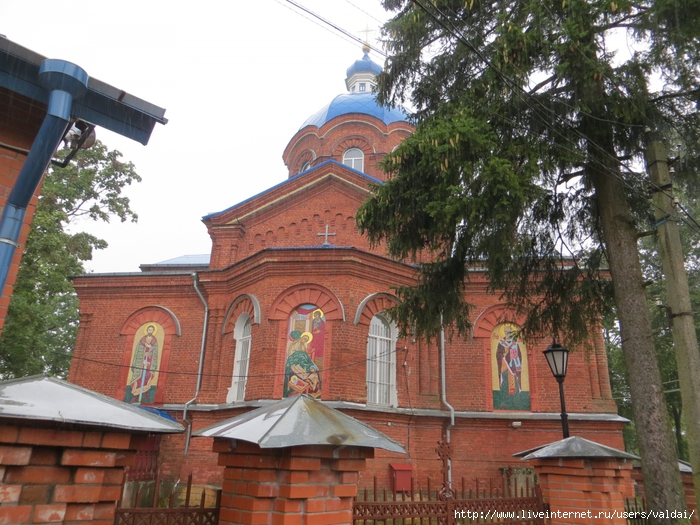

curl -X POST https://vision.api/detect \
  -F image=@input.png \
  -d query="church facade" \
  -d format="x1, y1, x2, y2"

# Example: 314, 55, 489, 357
68, 48, 624, 491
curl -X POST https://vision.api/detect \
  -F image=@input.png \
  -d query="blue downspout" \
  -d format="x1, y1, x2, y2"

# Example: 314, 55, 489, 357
0, 59, 88, 297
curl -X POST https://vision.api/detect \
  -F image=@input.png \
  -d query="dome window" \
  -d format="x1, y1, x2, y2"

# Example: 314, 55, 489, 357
343, 148, 364, 172
359, 83, 367, 92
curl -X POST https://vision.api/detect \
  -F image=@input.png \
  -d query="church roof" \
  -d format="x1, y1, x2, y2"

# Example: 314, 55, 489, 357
346, 46, 383, 78
300, 92, 408, 129
299, 47, 409, 130
141, 254, 210, 268
202, 159, 382, 221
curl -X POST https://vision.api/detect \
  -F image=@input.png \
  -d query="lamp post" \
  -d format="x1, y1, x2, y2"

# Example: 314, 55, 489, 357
543, 341, 570, 439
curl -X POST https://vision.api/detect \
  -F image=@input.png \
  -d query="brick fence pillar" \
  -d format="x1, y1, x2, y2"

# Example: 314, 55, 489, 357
0, 423, 144, 525
631, 467, 699, 525
529, 456, 635, 524
213, 439, 372, 525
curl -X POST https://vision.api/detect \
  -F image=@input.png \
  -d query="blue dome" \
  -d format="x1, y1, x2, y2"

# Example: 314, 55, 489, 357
346, 52, 383, 78
300, 92, 409, 129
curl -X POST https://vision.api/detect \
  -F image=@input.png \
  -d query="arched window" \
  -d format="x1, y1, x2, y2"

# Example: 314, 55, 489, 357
343, 148, 364, 172
299, 161, 311, 173
227, 314, 252, 403
366, 314, 397, 406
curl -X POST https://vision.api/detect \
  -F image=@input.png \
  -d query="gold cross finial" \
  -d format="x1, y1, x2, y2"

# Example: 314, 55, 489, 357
360, 24, 375, 45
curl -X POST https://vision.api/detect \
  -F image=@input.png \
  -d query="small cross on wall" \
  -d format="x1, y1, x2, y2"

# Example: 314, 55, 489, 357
317, 225, 337, 246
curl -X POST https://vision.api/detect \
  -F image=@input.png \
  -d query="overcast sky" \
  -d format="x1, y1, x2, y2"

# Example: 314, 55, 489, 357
3, 0, 394, 273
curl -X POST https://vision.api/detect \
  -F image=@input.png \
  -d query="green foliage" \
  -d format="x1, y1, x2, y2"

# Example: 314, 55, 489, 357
0, 140, 140, 379
357, 0, 700, 342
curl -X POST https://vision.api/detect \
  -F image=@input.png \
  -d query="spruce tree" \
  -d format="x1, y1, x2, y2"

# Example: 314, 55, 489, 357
358, 0, 700, 521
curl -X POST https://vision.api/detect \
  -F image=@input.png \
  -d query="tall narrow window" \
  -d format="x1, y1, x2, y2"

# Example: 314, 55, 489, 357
227, 314, 252, 403
366, 314, 397, 406
343, 148, 364, 172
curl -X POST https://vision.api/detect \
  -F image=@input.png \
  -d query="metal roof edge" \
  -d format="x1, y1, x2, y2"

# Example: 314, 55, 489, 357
162, 400, 629, 423
202, 160, 383, 221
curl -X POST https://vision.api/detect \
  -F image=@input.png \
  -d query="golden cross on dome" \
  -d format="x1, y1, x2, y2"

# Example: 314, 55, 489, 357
317, 225, 337, 246
360, 24, 375, 46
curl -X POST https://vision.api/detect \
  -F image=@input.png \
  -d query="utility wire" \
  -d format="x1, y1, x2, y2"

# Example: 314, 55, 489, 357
272, 0, 362, 50
72, 343, 400, 381
280, 0, 388, 58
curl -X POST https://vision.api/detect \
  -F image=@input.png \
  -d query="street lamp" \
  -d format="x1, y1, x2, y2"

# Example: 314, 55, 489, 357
543, 340, 570, 439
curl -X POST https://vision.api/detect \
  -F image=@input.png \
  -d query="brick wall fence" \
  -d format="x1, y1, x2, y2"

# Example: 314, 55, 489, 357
213, 439, 371, 525
0, 419, 147, 525
524, 437, 699, 525
631, 465, 699, 525
529, 456, 636, 525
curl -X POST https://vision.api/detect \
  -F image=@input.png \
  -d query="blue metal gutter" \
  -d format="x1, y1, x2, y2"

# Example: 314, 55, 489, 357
0, 37, 167, 145
0, 59, 88, 295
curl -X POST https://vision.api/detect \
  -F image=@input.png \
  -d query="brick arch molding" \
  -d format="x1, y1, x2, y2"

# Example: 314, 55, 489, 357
332, 136, 374, 158
293, 149, 317, 174
117, 306, 180, 404
472, 304, 522, 338
222, 294, 261, 334
268, 284, 345, 321
353, 292, 400, 326
120, 305, 181, 336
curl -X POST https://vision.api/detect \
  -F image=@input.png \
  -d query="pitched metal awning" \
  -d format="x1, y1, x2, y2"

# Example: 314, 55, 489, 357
0, 375, 183, 433
513, 436, 639, 461
195, 394, 406, 453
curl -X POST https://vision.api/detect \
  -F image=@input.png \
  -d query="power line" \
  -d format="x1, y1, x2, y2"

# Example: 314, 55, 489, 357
279, 0, 388, 58
71, 343, 400, 381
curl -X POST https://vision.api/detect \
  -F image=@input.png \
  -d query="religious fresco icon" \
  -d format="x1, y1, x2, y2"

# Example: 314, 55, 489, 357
125, 322, 165, 404
491, 323, 531, 410
283, 304, 325, 399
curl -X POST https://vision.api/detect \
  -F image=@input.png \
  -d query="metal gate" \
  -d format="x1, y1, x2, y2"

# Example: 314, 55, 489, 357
114, 473, 220, 525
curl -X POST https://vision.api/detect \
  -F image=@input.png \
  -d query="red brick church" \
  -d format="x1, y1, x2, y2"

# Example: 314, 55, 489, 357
68, 46, 625, 492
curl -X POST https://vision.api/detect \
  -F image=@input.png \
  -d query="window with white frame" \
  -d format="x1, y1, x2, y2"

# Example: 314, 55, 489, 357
366, 314, 397, 406
343, 148, 364, 172
227, 314, 252, 403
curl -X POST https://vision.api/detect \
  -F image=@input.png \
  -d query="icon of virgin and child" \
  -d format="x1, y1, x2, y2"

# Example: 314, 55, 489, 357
283, 305, 325, 398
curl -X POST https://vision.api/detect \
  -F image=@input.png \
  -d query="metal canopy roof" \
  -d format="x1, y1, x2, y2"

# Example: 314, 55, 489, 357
194, 394, 406, 453
513, 436, 640, 461
0, 37, 167, 145
0, 375, 183, 433
140, 254, 211, 269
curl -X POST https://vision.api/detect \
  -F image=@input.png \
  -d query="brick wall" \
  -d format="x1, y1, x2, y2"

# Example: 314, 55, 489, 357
0, 87, 45, 333
70, 245, 624, 491
282, 114, 413, 181
631, 466, 699, 525
213, 439, 370, 525
530, 456, 636, 525
0, 419, 145, 525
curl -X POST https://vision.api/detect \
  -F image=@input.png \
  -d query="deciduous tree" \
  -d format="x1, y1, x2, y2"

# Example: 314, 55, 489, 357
0, 140, 140, 379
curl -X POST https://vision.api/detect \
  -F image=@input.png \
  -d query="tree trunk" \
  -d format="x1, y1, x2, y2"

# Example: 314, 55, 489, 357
671, 405, 685, 460
591, 165, 688, 524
